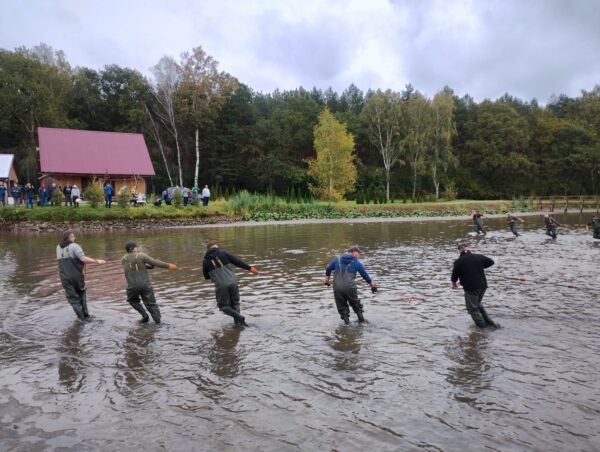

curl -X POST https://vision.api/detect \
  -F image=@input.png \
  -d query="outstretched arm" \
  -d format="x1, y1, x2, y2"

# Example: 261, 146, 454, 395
224, 251, 251, 271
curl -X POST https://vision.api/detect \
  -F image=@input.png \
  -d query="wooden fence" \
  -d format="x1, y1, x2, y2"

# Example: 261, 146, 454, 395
532, 196, 600, 213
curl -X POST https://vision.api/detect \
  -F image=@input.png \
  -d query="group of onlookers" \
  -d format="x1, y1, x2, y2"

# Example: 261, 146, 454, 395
0, 180, 82, 207
1, 180, 213, 208
161, 184, 211, 206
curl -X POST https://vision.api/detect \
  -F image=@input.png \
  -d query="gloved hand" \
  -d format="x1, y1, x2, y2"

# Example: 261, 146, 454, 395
168, 263, 178, 270
250, 266, 258, 274
370, 283, 378, 293
324, 276, 331, 286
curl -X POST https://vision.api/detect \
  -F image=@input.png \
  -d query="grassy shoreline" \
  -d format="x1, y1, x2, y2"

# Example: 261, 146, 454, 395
0, 199, 531, 229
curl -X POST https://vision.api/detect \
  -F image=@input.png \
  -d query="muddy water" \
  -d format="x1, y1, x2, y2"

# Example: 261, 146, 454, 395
0, 214, 599, 451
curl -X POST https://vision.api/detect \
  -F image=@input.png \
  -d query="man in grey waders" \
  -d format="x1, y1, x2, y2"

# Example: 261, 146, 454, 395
324, 246, 377, 325
56, 231, 106, 321
122, 242, 178, 324
203, 242, 258, 326
451, 244, 497, 329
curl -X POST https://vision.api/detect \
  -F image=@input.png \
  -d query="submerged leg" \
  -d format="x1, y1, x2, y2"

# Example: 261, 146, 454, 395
140, 288, 161, 324
464, 290, 488, 328
334, 289, 351, 324
127, 288, 149, 322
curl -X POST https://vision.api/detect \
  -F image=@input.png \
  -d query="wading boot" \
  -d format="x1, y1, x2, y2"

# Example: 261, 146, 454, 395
343, 317, 350, 325
357, 312, 365, 324
139, 315, 150, 324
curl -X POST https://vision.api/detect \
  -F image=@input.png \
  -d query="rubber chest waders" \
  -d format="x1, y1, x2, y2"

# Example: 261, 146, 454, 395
209, 256, 243, 323
333, 256, 364, 322
58, 244, 88, 320
122, 253, 161, 323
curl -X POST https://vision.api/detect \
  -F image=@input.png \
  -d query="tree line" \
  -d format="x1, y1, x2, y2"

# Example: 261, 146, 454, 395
1, 43, 599, 200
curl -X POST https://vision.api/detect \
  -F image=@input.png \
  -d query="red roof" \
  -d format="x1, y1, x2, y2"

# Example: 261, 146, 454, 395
38, 127, 155, 176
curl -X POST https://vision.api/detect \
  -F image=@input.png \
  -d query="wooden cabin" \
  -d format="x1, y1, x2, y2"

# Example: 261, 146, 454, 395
0, 153, 19, 203
38, 127, 155, 195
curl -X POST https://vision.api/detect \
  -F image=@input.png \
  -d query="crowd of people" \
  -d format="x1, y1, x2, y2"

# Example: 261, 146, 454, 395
159, 184, 211, 206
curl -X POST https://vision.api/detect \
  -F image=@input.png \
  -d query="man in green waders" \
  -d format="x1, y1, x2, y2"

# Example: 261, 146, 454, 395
122, 242, 178, 324
56, 231, 107, 321
324, 246, 377, 325
203, 242, 258, 326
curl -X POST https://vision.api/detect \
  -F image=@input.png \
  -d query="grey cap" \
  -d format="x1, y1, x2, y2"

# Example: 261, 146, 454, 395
347, 245, 363, 254
457, 243, 468, 250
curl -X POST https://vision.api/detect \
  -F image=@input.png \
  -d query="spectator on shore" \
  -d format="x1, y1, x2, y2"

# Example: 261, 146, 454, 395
0, 181, 6, 206
11, 184, 21, 206
104, 182, 114, 208
38, 183, 48, 206
63, 183, 72, 207
24, 183, 35, 209
202, 185, 211, 207
71, 185, 80, 207
48, 182, 57, 206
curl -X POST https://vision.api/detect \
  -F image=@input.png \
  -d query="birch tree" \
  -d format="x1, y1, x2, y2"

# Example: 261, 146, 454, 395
307, 108, 356, 202
179, 47, 237, 188
430, 91, 456, 199
150, 56, 183, 186
360, 90, 405, 201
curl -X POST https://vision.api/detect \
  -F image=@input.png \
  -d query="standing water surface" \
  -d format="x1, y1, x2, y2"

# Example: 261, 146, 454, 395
0, 214, 599, 451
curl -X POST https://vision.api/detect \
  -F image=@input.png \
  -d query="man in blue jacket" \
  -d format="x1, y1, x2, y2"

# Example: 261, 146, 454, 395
325, 246, 377, 325
451, 244, 497, 329
104, 183, 114, 208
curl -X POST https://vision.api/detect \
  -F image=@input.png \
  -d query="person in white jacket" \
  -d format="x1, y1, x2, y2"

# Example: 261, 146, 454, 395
201, 185, 211, 206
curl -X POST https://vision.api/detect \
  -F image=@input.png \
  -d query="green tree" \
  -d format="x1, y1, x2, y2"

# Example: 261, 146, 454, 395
307, 108, 356, 202
361, 89, 405, 201
430, 90, 457, 199
0, 48, 70, 181
404, 92, 432, 199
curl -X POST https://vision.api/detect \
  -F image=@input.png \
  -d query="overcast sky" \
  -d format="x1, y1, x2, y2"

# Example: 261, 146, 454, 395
1, 0, 598, 102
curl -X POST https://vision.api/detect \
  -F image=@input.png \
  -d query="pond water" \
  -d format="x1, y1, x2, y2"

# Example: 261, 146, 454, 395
0, 214, 599, 451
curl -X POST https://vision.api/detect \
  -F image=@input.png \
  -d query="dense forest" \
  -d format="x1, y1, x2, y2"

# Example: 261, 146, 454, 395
1, 43, 599, 200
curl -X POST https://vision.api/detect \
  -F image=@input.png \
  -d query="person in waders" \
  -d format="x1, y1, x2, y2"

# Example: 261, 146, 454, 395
507, 214, 524, 237
122, 242, 178, 324
472, 210, 486, 235
543, 213, 561, 239
451, 244, 497, 329
324, 246, 377, 325
56, 231, 106, 321
202, 242, 258, 326
586, 215, 600, 239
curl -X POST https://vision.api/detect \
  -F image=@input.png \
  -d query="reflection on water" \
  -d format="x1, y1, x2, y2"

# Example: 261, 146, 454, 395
208, 326, 243, 379
58, 322, 87, 392
1, 213, 599, 450
445, 330, 492, 396
328, 325, 363, 372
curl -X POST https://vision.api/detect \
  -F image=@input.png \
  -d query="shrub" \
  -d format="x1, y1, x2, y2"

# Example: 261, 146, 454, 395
172, 189, 183, 208
84, 181, 103, 208
118, 187, 130, 208
442, 183, 458, 201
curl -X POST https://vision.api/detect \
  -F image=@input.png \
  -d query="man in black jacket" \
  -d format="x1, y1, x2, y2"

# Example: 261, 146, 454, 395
451, 244, 497, 329
203, 242, 258, 326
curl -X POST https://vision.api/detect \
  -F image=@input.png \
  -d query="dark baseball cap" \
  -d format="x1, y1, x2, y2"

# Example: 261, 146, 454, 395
125, 242, 137, 252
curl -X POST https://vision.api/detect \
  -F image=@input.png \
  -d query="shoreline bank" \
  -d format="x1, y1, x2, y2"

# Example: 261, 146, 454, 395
2, 209, 597, 233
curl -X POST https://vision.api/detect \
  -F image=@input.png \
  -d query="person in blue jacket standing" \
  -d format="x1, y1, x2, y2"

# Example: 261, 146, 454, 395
24, 182, 35, 208
0, 181, 6, 206
324, 246, 377, 325
104, 182, 114, 208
